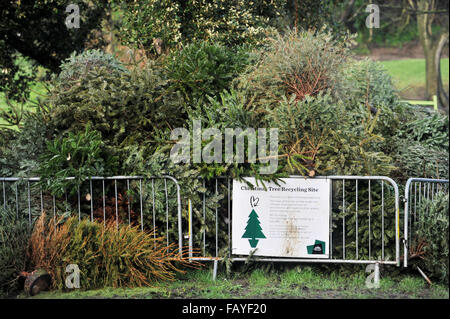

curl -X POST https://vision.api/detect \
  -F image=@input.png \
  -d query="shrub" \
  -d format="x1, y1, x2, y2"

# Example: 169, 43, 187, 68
391, 108, 449, 181
337, 59, 405, 140
411, 192, 449, 284
392, 140, 449, 180
37, 125, 118, 197
236, 29, 350, 110
29, 213, 201, 290
58, 49, 127, 83
48, 56, 185, 164
0, 111, 52, 177
0, 206, 32, 296
397, 111, 449, 150
166, 42, 252, 103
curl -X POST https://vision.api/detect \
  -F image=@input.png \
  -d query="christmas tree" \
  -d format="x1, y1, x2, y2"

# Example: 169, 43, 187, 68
242, 209, 266, 248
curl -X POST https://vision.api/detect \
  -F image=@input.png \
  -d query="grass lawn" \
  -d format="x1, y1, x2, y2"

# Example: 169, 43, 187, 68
18, 266, 449, 299
380, 58, 449, 100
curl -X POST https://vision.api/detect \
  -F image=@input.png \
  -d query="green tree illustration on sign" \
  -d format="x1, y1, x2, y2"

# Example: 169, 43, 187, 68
242, 209, 266, 248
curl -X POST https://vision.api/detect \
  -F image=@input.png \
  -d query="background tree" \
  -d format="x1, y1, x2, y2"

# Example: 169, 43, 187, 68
115, 0, 342, 55
406, 0, 449, 112
0, 1, 107, 101
334, 0, 449, 112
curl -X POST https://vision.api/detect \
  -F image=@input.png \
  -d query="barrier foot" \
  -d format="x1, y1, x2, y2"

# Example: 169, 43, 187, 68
374, 262, 380, 286
212, 260, 218, 281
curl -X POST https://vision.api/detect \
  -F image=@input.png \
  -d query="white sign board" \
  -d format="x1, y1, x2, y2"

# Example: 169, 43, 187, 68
232, 177, 330, 258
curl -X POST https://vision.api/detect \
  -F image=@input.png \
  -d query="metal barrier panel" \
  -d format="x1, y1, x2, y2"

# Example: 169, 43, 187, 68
186, 176, 401, 266
403, 177, 449, 267
0, 175, 183, 254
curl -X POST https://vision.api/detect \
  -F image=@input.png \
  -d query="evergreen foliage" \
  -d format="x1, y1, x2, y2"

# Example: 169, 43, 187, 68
37, 125, 118, 197
412, 192, 449, 284
29, 213, 201, 290
166, 42, 253, 103
0, 206, 32, 296
58, 49, 128, 84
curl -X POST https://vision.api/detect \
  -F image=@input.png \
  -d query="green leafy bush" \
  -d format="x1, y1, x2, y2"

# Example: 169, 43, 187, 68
392, 140, 449, 180
412, 192, 449, 284
58, 49, 127, 83
48, 55, 185, 164
166, 42, 252, 103
337, 59, 405, 138
0, 206, 32, 296
116, 0, 285, 50
398, 111, 449, 150
0, 111, 52, 177
233, 30, 395, 177
37, 125, 118, 197
391, 108, 449, 181
236, 29, 351, 110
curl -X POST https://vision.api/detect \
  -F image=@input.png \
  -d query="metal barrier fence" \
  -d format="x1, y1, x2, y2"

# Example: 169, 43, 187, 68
0, 175, 183, 253
8, 174, 448, 271
403, 177, 449, 267
185, 176, 401, 267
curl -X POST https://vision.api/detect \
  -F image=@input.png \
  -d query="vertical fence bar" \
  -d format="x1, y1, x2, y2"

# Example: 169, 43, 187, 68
414, 182, 417, 223
215, 178, 218, 258
418, 182, 422, 220
90, 178, 93, 222
329, 179, 333, 259
203, 179, 206, 256
355, 179, 358, 259
27, 181, 31, 225
431, 183, 435, 201
102, 179, 106, 226
175, 177, 183, 256
52, 195, 56, 220
188, 198, 193, 259
115, 179, 118, 229
368, 179, 371, 260
139, 178, 143, 232
152, 179, 156, 241
342, 179, 345, 259
164, 178, 169, 246
404, 180, 410, 267
2, 181, 5, 209
40, 188, 43, 214
77, 185, 81, 221
228, 177, 231, 257
15, 183, 19, 218
381, 181, 384, 260
127, 179, 131, 225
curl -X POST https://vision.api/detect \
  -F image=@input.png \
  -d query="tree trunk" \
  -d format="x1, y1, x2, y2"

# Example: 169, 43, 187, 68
423, 44, 438, 100
413, 0, 450, 101
415, 0, 437, 100
435, 32, 449, 113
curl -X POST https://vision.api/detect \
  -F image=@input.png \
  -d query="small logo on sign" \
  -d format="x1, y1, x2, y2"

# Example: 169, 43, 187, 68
307, 240, 326, 255
250, 196, 259, 208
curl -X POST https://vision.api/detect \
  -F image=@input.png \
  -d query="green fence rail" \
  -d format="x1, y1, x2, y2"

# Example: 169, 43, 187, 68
401, 95, 438, 111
